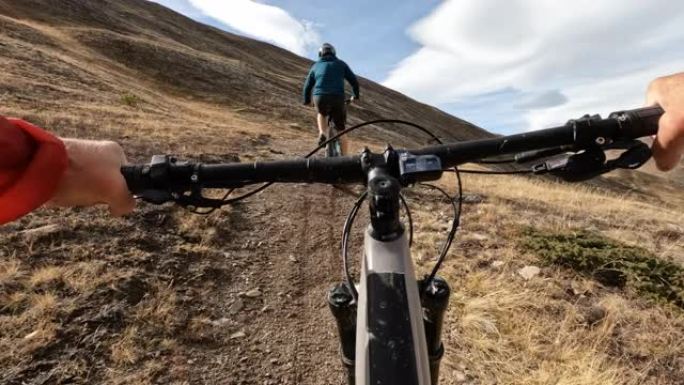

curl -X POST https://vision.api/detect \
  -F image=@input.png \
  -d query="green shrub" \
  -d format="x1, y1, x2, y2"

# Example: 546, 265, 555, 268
520, 228, 684, 308
120, 93, 141, 107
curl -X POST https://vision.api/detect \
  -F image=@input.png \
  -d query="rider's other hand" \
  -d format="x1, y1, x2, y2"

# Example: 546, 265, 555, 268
646, 72, 684, 171
48, 139, 135, 216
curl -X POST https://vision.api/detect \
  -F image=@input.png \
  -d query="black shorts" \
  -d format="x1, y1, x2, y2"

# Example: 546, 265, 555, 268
313, 94, 346, 130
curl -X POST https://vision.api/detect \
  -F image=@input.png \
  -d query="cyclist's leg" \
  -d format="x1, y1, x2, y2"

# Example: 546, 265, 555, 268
330, 96, 348, 155
317, 113, 328, 137
313, 95, 329, 144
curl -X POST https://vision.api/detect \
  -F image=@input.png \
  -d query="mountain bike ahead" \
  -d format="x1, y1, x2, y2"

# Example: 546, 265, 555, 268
122, 106, 663, 385
325, 97, 353, 157
325, 114, 343, 157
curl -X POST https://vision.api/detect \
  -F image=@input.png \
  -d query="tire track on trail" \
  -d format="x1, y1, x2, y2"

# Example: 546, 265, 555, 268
287, 185, 348, 384
180, 183, 344, 385
224, 184, 349, 385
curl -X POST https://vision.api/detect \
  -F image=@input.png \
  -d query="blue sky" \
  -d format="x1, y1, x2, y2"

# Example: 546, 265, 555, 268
150, 0, 684, 134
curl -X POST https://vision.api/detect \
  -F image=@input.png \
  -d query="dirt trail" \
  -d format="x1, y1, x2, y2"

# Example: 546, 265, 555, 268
180, 183, 356, 385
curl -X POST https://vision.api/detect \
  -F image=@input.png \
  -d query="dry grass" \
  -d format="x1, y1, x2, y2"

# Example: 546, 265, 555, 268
403, 169, 684, 385
111, 326, 142, 366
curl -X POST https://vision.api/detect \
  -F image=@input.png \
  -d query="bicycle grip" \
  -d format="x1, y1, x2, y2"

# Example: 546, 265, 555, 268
609, 105, 664, 139
121, 165, 148, 193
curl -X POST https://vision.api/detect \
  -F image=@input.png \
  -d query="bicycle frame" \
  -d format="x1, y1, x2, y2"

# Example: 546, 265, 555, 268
327, 164, 450, 385
346, 166, 442, 384
355, 229, 432, 384
325, 96, 352, 157
326, 124, 342, 157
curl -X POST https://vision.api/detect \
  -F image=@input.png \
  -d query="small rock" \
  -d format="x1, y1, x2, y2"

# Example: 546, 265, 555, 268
518, 265, 541, 280
585, 305, 607, 326
452, 370, 467, 383
21, 224, 62, 239
244, 289, 262, 298
461, 194, 485, 204
230, 331, 247, 339
210, 317, 231, 326
469, 233, 488, 242
270, 358, 279, 365
288, 255, 298, 263
564, 280, 592, 297
229, 299, 244, 315
24, 330, 40, 340
665, 223, 682, 233
261, 305, 271, 313
491, 260, 505, 269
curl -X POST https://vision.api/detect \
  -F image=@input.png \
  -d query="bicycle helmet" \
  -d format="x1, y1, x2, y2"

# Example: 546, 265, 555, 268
318, 43, 336, 58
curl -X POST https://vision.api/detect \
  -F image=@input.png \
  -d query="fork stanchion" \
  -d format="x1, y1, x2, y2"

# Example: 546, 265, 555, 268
327, 283, 357, 385
421, 276, 451, 385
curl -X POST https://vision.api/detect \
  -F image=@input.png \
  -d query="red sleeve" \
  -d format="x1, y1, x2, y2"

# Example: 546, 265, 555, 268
0, 116, 68, 224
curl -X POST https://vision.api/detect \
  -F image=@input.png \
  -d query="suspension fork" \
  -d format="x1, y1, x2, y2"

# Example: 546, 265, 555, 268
327, 160, 451, 385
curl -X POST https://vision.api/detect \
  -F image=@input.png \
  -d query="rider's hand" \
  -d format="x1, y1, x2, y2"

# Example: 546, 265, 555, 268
646, 72, 684, 171
48, 139, 135, 216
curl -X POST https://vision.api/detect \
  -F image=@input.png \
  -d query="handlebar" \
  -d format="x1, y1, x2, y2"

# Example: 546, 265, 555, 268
121, 106, 663, 203
609, 105, 662, 139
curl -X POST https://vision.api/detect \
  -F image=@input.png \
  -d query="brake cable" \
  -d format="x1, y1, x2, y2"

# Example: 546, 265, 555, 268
419, 182, 461, 292
450, 169, 534, 175
341, 191, 367, 301
341, 190, 414, 302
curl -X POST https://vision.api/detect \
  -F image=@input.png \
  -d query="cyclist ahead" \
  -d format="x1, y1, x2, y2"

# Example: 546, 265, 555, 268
302, 43, 360, 155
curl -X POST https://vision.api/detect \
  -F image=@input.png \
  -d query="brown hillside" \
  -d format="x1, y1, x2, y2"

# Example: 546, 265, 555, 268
1, 0, 488, 148
1, 1, 683, 385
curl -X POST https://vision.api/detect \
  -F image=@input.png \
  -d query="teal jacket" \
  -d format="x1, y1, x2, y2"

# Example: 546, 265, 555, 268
302, 55, 360, 105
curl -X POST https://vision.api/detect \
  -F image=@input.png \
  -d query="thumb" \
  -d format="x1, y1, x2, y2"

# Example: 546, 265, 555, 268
652, 111, 684, 171
108, 175, 136, 216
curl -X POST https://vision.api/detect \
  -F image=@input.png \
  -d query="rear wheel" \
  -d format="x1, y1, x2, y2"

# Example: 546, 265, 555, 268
326, 118, 342, 157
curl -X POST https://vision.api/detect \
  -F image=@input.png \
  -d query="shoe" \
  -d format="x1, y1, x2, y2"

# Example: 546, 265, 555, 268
318, 134, 327, 146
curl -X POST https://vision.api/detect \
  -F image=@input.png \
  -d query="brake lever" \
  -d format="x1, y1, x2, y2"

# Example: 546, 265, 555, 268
605, 141, 652, 170
532, 140, 651, 182
532, 148, 606, 182
134, 189, 175, 205
174, 188, 226, 209
133, 188, 224, 208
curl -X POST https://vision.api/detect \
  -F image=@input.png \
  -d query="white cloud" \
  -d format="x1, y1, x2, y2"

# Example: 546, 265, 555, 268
384, 0, 684, 132
148, 0, 205, 19
187, 0, 320, 56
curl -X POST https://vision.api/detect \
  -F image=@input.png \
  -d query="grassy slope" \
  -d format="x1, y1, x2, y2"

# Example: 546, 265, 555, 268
1, 1, 683, 384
